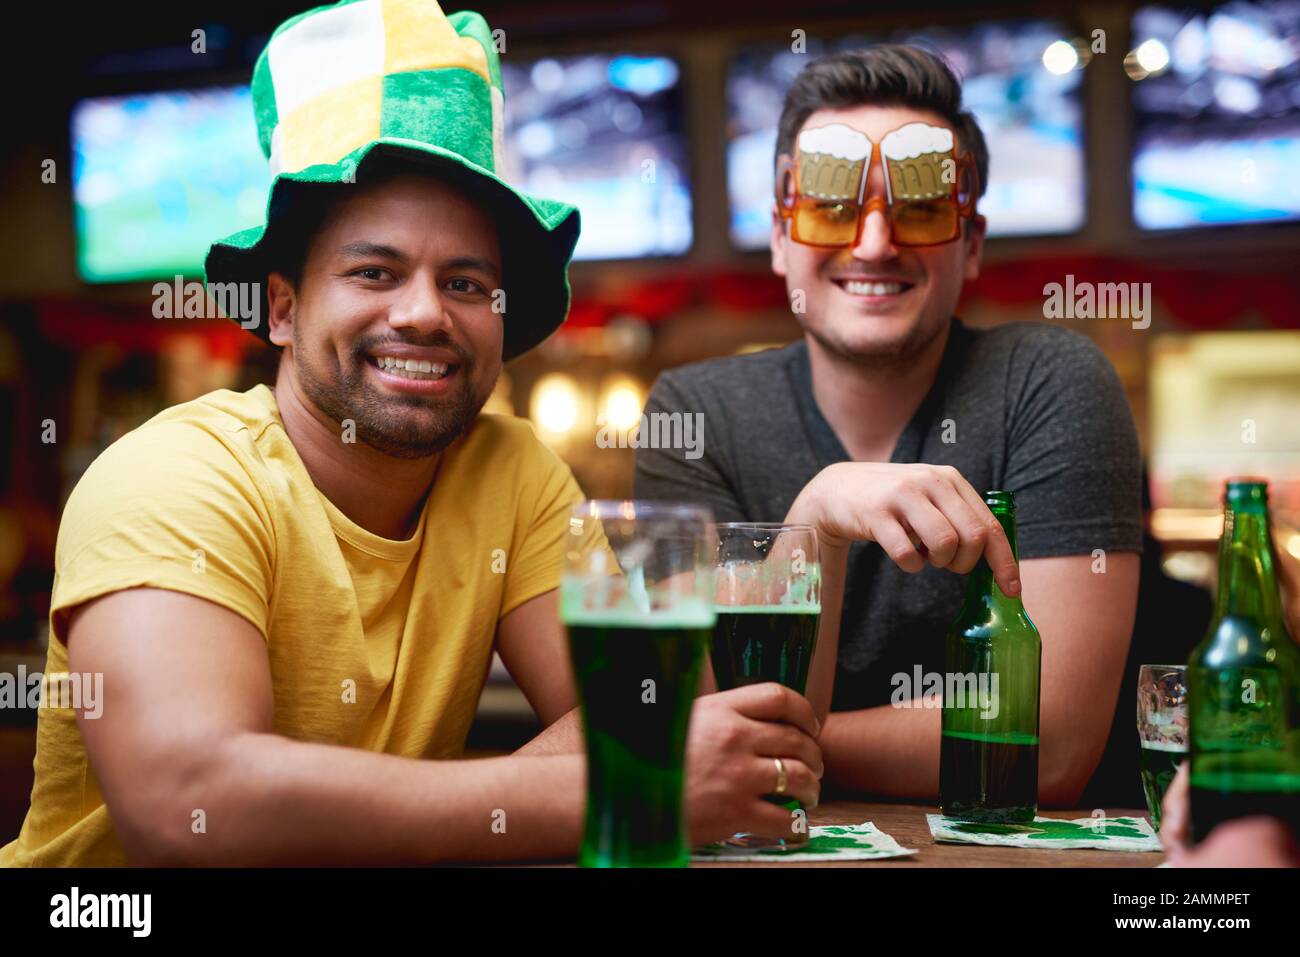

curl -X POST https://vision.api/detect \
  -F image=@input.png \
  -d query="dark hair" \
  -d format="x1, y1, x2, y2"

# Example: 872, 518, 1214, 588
264, 185, 337, 288
776, 44, 989, 198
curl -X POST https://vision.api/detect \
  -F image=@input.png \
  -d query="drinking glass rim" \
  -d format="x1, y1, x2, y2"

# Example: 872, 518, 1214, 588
716, 522, 817, 533
572, 500, 716, 522
1138, 663, 1187, 673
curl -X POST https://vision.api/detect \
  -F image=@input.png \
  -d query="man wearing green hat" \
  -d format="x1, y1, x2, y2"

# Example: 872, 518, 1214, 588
1, 0, 822, 866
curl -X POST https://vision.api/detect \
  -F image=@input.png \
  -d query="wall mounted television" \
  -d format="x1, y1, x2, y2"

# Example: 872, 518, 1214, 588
72, 85, 272, 283
500, 53, 693, 260
1131, 1, 1300, 230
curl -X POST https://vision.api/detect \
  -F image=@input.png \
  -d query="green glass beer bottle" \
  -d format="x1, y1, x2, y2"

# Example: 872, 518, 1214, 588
1188, 479, 1300, 843
940, 490, 1041, 822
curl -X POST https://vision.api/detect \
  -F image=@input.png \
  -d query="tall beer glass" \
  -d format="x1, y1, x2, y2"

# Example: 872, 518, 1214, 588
711, 523, 821, 847
1136, 664, 1188, 831
562, 501, 716, 867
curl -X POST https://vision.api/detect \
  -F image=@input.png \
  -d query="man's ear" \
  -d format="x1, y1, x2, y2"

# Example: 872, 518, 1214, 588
770, 207, 788, 278
266, 272, 296, 347
962, 213, 987, 282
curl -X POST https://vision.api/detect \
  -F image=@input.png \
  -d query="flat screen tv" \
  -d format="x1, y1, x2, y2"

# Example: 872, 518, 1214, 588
72, 85, 272, 283
1132, 1, 1300, 230
499, 53, 693, 260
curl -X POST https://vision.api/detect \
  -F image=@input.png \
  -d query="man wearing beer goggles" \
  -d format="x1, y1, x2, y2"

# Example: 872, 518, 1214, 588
775, 120, 979, 249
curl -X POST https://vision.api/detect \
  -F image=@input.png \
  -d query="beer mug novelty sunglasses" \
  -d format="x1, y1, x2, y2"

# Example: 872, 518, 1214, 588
775, 121, 979, 248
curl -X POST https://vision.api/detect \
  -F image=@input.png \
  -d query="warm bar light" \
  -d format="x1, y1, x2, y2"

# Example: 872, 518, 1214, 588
599, 375, 645, 433
1150, 508, 1223, 545
1042, 39, 1079, 75
531, 373, 581, 435
1134, 38, 1170, 75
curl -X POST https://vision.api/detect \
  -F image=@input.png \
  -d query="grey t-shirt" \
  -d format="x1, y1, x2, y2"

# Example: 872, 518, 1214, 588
633, 317, 1142, 713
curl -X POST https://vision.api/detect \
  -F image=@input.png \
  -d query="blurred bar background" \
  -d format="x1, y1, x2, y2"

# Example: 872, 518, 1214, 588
2, 0, 1299, 837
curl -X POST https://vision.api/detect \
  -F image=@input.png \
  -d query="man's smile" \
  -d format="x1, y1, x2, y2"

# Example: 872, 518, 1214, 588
370, 355, 454, 381
830, 274, 918, 305
362, 344, 466, 393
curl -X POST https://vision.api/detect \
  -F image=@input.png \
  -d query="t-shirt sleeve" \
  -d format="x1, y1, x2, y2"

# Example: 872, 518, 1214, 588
49, 421, 276, 644
1002, 328, 1143, 559
633, 370, 748, 523
500, 437, 591, 618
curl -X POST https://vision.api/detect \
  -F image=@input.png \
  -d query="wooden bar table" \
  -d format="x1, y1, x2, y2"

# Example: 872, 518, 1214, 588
693, 800, 1165, 867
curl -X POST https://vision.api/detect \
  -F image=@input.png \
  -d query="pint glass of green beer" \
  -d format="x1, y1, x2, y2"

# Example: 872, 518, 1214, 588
711, 523, 821, 847
562, 501, 716, 868
1137, 664, 1187, 831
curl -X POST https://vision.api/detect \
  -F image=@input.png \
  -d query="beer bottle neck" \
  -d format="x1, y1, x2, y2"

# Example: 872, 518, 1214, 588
965, 501, 1021, 609
1214, 500, 1284, 631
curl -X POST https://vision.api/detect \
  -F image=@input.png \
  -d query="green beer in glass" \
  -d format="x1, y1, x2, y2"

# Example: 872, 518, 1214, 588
1136, 664, 1188, 831
711, 523, 821, 847
562, 501, 716, 867
1188, 479, 1300, 843
940, 490, 1042, 823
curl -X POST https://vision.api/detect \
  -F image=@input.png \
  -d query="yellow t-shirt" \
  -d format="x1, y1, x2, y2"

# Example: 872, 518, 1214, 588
1, 384, 584, 867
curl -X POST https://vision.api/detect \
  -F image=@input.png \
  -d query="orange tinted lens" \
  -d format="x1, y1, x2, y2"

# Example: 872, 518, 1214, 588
793, 198, 860, 246
891, 200, 958, 245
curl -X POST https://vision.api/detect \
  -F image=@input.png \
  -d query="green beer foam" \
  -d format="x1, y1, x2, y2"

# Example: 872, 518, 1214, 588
560, 592, 715, 628
1190, 771, 1300, 792
714, 604, 822, 614
942, 729, 1039, 746
714, 559, 821, 611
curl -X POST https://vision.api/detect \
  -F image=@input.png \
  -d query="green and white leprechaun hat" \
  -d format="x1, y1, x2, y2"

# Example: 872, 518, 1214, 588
204, 0, 581, 360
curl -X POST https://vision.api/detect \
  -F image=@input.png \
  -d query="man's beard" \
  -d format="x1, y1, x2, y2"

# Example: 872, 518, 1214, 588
295, 337, 489, 460
802, 300, 948, 373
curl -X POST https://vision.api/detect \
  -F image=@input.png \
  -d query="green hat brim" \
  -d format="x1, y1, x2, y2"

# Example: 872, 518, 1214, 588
204, 138, 581, 362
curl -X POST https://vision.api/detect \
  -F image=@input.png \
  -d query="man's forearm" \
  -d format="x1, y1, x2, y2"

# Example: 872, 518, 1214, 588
821, 704, 941, 800
820, 698, 1111, 806
516, 706, 584, 755
128, 732, 585, 865
516, 660, 725, 758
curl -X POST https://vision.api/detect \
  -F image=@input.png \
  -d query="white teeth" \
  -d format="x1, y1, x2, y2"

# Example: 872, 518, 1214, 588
843, 280, 904, 296
372, 356, 451, 380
